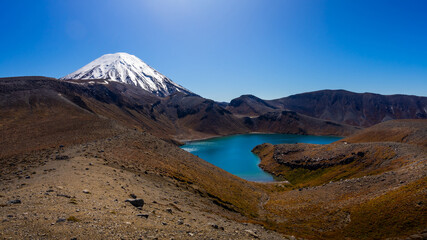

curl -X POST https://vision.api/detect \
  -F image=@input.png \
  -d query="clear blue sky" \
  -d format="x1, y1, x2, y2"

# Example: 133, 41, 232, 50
1, 0, 426, 101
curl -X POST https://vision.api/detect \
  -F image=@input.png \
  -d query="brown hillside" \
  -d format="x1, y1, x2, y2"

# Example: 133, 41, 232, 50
227, 94, 279, 117
340, 119, 427, 147
244, 110, 360, 136
252, 119, 427, 239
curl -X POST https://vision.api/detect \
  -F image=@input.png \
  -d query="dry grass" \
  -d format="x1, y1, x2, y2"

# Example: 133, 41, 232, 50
255, 143, 401, 188
66, 216, 80, 222
343, 177, 427, 239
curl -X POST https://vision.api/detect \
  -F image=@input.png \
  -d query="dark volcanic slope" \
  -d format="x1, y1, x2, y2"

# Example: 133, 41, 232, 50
153, 93, 249, 139
243, 110, 359, 136
0, 77, 122, 157
0, 77, 358, 142
275, 90, 427, 127
227, 94, 279, 116
0, 77, 248, 143
228, 90, 427, 127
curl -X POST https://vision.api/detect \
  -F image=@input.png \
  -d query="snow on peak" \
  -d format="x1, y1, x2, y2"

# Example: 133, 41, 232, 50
61, 52, 192, 97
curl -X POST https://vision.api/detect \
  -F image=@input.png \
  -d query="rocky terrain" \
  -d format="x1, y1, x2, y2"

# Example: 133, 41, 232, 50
0, 133, 286, 239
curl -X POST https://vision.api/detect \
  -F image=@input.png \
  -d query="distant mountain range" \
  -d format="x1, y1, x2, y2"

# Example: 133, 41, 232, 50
0, 77, 358, 147
227, 91, 427, 127
2, 52, 426, 142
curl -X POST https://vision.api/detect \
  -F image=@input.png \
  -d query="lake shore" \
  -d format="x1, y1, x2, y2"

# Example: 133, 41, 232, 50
180, 133, 342, 182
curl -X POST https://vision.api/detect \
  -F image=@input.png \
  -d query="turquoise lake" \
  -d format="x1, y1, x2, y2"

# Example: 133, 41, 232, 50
181, 134, 342, 182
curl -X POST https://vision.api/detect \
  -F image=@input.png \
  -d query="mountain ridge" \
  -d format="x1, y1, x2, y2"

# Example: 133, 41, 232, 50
228, 90, 427, 127
0, 77, 359, 148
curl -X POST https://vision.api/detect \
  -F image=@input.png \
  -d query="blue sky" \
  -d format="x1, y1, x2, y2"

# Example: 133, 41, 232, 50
1, 0, 426, 101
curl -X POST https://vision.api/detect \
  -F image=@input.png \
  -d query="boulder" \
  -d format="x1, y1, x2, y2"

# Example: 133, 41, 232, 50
125, 198, 144, 208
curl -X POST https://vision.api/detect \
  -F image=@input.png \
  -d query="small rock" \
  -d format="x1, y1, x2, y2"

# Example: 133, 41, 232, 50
177, 219, 184, 225
245, 230, 259, 238
8, 199, 21, 204
25, 176, 30, 179
161, 222, 167, 225
55, 155, 69, 160
210, 223, 219, 229
129, 193, 137, 199
82, 190, 90, 194
166, 208, 173, 214
137, 214, 149, 219
125, 198, 144, 208
56, 218, 66, 223
57, 194, 71, 198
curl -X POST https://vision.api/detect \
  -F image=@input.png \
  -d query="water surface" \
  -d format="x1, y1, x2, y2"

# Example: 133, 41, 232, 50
181, 134, 342, 182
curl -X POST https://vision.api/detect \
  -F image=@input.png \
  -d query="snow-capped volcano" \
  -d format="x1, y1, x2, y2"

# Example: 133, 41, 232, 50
61, 52, 192, 97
